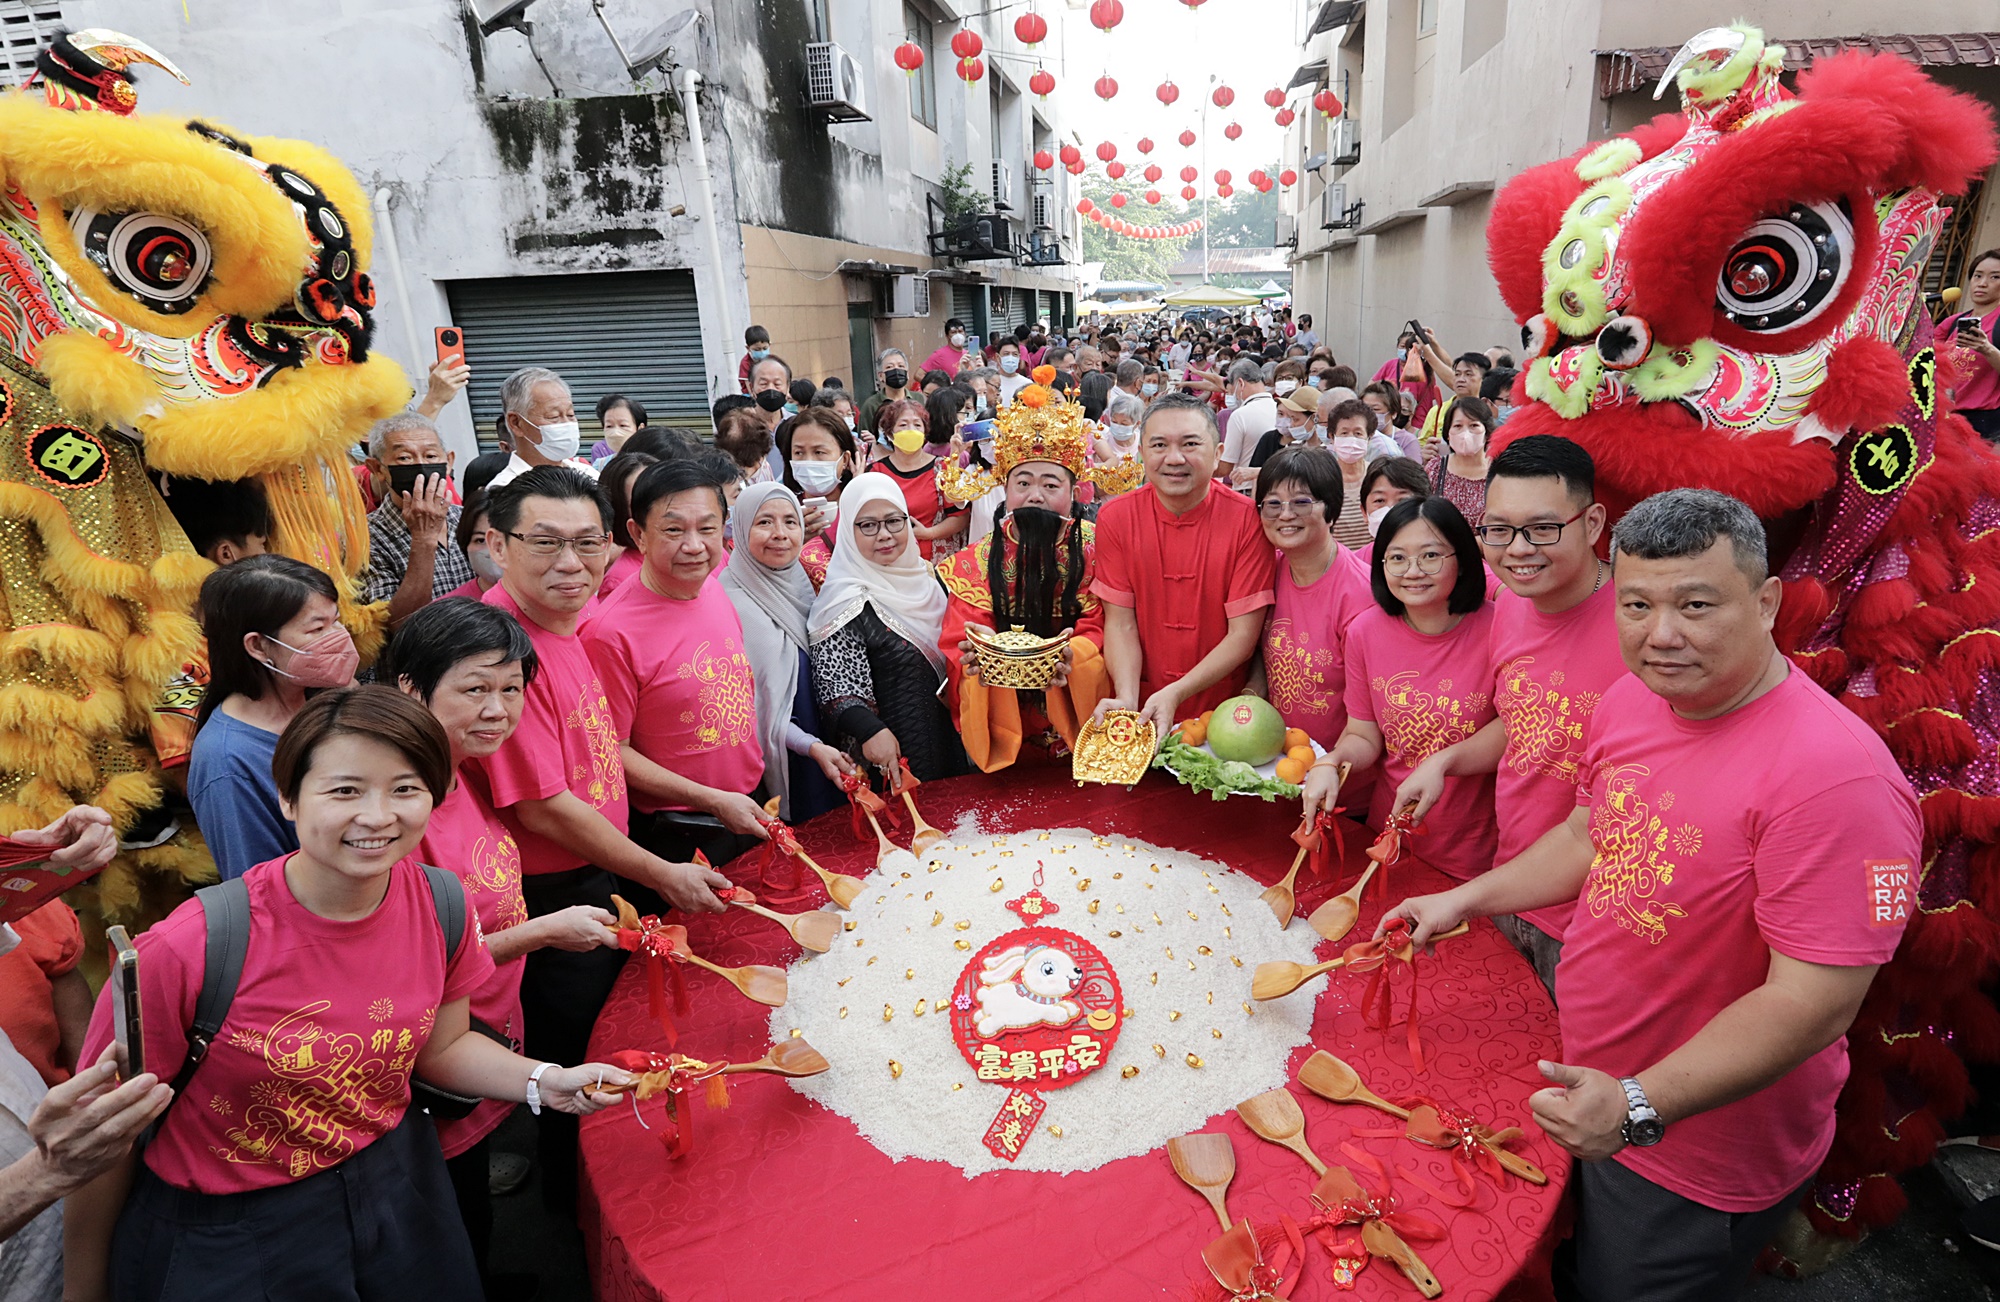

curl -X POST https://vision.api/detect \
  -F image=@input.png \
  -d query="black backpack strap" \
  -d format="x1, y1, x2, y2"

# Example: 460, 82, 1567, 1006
418, 863, 469, 964
149, 876, 251, 1141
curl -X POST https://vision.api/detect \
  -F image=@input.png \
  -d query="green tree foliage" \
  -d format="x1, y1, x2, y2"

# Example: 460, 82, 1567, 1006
1203, 182, 1280, 250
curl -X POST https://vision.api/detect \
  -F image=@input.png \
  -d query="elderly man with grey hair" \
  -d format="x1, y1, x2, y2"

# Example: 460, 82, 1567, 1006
858, 346, 912, 433
362, 411, 474, 628
1217, 356, 1277, 480
1383, 487, 1920, 1301
1113, 358, 1145, 398
488, 365, 593, 489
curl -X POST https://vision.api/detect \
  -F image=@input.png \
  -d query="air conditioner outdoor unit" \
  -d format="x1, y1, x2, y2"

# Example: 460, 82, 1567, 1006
1032, 193, 1052, 230
807, 42, 870, 122
1322, 182, 1359, 231
1027, 230, 1065, 266
1275, 213, 1296, 247
1330, 118, 1360, 166
888, 273, 931, 318
991, 160, 1015, 211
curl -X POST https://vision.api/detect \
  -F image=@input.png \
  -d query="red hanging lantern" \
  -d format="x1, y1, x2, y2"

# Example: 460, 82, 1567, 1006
1279, 168, 1298, 187
1094, 73, 1119, 101
1089, 0, 1124, 32
1033, 150, 1054, 171
957, 56, 984, 83
1263, 88, 1286, 109
1077, 199, 1095, 215
950, 29, 982, 59
1136, 137, 1154, 154
1095, 141, 1117, 162
1178, 128, 1196, 147
1179, 165, 1197, 182
1145, 189, 1161, 204
1275, 108, 1296, 127
1060, 143, 1082, 165
1143, 163, 1162, 182
1110, 193, 1126, 208
1180, 0, 1207, 8
1211, 84, 1234, 108
1248, 169, 1267, 187
1218, 183, 1234, 198
1030, 68, 1056, 99
1107, 161, 1126, 179
1066, 159, 1085, 175
893, 41, 925, 74
1157, 80, 1180, 106
1223, 122, 1242, 141
1181, 186, 1197, 200
1014, 11, 1048, 45
1214, 168, 1232, 185
1314, 89, 1341, 118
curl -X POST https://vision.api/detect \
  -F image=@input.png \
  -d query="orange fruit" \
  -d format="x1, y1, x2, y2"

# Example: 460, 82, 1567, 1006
1200, 709, 1215, 724
1286, 745, 1316, 765
1284, 727, 1311, 750
1275, 757, 1307, 784
1181, 720, 1208, 747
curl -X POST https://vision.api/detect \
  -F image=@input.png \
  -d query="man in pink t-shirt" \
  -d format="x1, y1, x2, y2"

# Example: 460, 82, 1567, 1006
472, 465, 730, 1212
1391, 435, 1626, 991
584, 458, 770, 869
1386, 489, 1918, 1298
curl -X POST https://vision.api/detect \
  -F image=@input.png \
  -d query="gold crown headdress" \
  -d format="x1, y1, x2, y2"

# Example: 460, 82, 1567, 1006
941, 366, 1141, 503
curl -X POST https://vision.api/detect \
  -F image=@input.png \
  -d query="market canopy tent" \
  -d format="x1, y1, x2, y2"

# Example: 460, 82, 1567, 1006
1102, 299, 1163, 315
1254, 280, 1288, 299
1077, 299, 1110, 312
1162, 283, 1263, 306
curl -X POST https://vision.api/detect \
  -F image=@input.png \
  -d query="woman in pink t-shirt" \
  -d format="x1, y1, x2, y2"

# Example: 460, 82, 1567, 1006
388, 598, 623, 1286
595, 448, 660, 601
69, 688, 632, 1302
1301, 497, 1498, 883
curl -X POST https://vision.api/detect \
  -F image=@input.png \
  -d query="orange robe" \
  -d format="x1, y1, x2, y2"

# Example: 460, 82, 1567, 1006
936, 521, 1109, 772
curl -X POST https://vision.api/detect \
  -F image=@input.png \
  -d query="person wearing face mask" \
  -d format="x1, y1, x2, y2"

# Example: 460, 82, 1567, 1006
588, 394, 647, 464
188, 555, 358, 881
1326, 398, 1383, 554
737, 324, 772, 393
1240, 386, 1326, 486
488, 367, 594, 488
447, 492, 502, 600
1429, 395, 1495, 528
858, 348, 913, 433
1358, 457, 1431, 544
782, 407, 862, 586
1140, 366, 1164, 401
921, 319, 975, 379
876, 395, 969, 562
746, 354, 795, 434
1092, 389, 1146, 467
363, 414, 471, 632
1216, 359, 1278, 481
995, 339, 1030, 406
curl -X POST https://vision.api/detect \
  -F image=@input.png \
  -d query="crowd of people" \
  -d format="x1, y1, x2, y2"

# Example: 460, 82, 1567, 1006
13, 267, 2000, 1300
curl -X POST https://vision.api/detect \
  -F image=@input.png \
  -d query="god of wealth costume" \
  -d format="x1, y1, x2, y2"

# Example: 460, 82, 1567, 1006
935, 389, 1116, 771
1488, 24, 2000, 1257
0, 31, 408, 916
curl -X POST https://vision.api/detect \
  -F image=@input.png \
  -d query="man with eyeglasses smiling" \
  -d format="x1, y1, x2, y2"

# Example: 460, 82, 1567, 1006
471, 466, 731, 1216
1388, 435, 1623, 992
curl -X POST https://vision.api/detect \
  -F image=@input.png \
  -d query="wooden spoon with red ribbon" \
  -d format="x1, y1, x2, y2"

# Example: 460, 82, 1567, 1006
613, 898, 790, 1007
1260, 783, 1345, 928
718, 1037, 830, 1078
1251, 922, 1469, 1001
1299, 1050, 1545, 1185
723, 887, 840, 953
894, 760, 947, 856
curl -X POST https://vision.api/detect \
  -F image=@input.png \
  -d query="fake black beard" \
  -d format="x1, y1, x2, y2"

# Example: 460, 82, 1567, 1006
988, 504, 1084, 639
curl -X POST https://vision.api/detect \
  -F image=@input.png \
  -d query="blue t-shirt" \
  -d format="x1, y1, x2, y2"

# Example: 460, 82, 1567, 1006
187, 710, 295, 881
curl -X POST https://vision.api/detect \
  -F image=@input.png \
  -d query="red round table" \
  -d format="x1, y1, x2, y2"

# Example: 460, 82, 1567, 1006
580, 767, 1570, 1300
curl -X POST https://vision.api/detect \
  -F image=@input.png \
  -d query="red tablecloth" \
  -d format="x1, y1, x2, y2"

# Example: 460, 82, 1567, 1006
581, 768, 1570, 1300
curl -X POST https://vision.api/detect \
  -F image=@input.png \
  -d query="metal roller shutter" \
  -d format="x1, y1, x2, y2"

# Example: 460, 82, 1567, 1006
949, 282, 979, 334
446, 270, 709, 450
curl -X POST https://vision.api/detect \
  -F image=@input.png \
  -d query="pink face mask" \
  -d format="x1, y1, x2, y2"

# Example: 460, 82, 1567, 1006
261, 626, 359, 688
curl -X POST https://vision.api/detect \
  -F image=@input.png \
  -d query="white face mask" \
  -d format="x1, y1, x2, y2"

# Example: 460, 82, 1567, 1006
1449, 425, 1485, 455
524, 418, 581, 462
1274, 379, 1298, 397
792, 460, 842, 494
949, 332, 967, 348
1301, 423, 1327, 444
1367, 506, 1390, 537
1105, 422, 1138, 444
1332, 435, 1367, 464
1141, 382, 1158, 396
1223, 393, 1240, 410
1000, 355, 1020, 374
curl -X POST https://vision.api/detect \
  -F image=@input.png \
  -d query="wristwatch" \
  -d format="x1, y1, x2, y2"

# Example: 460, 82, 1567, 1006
1619, 1076, 1665, 1147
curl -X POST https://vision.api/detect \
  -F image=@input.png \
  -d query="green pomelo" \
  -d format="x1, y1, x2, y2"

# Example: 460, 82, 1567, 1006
1206, 695, 1285, 766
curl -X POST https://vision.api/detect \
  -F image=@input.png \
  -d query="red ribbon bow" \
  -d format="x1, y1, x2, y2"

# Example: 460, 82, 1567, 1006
838, 770, 893, 840
1291, 809, 1343, 879
1338, 917, 1432, 1073
1362, 804, 1420, 902
611, 908, 692, 1049
605, 1049, 730, 1158
751, 815, 807, 896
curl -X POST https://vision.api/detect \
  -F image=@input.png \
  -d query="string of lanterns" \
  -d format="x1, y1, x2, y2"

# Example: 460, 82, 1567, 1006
1075, 198, 1202, 240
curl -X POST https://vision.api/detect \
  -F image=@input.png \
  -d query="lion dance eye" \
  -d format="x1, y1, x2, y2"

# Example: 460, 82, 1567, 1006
1715, 202, 1851, 332
67, 207, 214, 314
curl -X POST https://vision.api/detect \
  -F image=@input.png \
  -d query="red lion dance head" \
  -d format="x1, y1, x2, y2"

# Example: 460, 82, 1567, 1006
1490, 25, 2000, 1247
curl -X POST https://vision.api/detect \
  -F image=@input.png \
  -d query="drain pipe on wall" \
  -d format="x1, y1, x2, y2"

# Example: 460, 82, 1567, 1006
674, 62, 737, 405
373, 188, 425, 380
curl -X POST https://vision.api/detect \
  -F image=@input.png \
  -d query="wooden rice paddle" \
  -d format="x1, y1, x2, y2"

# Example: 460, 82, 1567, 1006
1361, 1219, 1443, 1299
727, 893, 840, 953
1251, 922, 1469, 1001
1259, 843, 1310, 929
1166, 1132, 1237, 1231
1234, 1088, 1328, 1175
718, 1038, 830, 1078
1299, 1050, 1545, 1185
864, 808, 904, 870
894, 761, 946, 856
797, 849, 863, 909
1304, 860, 1379, 943
679, 950, 789, 1007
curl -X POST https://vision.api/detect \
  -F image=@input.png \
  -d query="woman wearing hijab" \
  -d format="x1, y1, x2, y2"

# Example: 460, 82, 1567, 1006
808, 473, 970, 782
721, 481, 856, 823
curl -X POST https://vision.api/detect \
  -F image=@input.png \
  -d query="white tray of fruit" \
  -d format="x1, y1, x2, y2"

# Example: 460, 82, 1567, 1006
1152, 695, 1325, 800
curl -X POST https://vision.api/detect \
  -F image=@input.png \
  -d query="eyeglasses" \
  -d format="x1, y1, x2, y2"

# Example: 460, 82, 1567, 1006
1258, 495, 1321, 519
1474, 508, 1588, 549
855, 514, 911, 538
504, 531, 611, 558
1383, 549, 1453, 576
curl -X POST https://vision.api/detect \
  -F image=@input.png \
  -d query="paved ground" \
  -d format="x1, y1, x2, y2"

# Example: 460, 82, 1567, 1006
485, 1082, 2000, 1301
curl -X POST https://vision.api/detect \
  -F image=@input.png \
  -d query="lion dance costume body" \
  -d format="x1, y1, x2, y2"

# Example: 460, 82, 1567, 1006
1489, 25, 2000, 1243
0, 30, 405, 911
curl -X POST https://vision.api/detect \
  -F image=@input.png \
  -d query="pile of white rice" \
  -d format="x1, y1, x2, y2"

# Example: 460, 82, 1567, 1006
771, 826, 1323, 1177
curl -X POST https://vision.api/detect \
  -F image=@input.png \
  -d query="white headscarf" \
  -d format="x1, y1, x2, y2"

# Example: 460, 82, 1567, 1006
808, 472, 948, 677
720, 481, 816, 818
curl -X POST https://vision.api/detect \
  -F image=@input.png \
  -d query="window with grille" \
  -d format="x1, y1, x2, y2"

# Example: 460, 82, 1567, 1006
904, 4, 936, 130
0, 5, 62, 89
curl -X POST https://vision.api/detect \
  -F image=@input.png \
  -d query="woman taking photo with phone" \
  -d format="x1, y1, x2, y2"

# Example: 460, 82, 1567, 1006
1943, 248, 2000, 440
781, 407, 860, 588
188, 555, 358, 882
67, 687, 631, 1302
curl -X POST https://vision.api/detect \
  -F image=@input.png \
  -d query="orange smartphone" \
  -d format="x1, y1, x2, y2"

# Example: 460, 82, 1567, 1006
435, 325, 466, 369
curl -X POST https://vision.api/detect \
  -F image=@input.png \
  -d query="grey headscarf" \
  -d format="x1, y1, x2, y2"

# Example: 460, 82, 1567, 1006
720, 481, 817, 818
